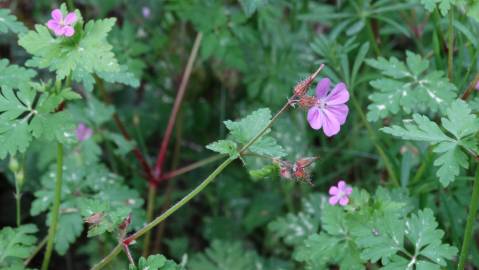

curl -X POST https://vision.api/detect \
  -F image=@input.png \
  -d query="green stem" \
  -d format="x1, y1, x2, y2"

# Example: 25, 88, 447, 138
142, 185, 157, 256
447, 8, 454, 80
366, 19, 380, 57
350, 95, 399, 187
15, 181, 21, 227
91, 158, 234, 270
457, 166, 479, 270
41, 143, 64, 270
91, 98, 296, 270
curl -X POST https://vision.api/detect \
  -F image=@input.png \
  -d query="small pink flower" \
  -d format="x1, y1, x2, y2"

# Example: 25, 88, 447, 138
47, 9, 77, 37
76, 123, 93, 142
307, 78, 349, 137
142, 7, 151, 18
475, 81, 479, 91
328, 180, 352, 206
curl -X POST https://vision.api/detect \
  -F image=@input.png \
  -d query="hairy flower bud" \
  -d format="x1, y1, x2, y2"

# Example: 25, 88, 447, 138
293, 64, 324, 97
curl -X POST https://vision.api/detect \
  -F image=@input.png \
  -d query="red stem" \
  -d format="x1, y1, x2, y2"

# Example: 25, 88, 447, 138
151, 32, 203, 184
96, 76, 155, 183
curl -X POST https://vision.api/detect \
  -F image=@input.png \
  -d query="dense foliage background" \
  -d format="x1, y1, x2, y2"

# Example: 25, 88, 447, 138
1, 0, 479, 269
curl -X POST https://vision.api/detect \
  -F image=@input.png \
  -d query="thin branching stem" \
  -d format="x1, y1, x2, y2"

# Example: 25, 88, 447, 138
153, 32, 203, 183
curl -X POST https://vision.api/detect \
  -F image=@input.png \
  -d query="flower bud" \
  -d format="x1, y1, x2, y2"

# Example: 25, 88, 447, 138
8, 157, 20, 172
293, 64, 324, 97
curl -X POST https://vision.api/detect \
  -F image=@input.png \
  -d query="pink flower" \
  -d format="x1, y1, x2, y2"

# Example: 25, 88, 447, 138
76, 123, 93, 142
142, 7, 151, 18
307, 78, 349, 137
328, 180, 352, 206
47, 9, 77, 37
475, 81, 479, 91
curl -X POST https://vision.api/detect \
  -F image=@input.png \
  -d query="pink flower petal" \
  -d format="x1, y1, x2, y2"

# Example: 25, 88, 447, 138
329, 186, 339, 195
63, 26, 75, 37
329, 195, 340, 205
337, 180, 346, 189
345, 187, 353, 195
339, 196, 349, 206
325, 104, 349, 125
321, 109, 341, 137
47, 20, 60, 31
64, 12, 77, 25
51, 9, 63, 21
326, 82, 349, 105
315, 78, 330, 98
53, 26, 65, 36
307, 107, 323, 130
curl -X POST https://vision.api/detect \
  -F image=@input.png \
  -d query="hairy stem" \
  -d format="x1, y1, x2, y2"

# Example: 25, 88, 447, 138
91, 97, 297, 270
91, 158, 234, 270
41, 143, 64, 270
457, 166, 479, 270
153, 32, 203, 182
153, 114, 184, 252
447, 8, 454, 80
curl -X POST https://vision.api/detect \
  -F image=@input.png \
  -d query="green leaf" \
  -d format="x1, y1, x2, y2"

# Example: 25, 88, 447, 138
0, 224, 38, 266
19, 18, 119, 80
0, 59, 36, 91
238, 0, 267, 16
420, 0, 456, 15
54, 213, 84, 255
0, 9, 27, 34
129, 254, 182, 270
97, 65, 140, 88
405, 209, 457, 266
223, 108, 286, 158
382, 100, 479, 186
366, 51, 456, 121
0, 86, 75, 158
189, 240, 261, 270
268, 194, 322, 246
206, 139, 238, 158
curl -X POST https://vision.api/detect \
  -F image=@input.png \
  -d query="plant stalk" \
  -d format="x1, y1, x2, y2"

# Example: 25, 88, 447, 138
159, 155, 224, 181
457, 166, 479, 269
91, 99, 295, 270
15, 182, 21, 227
141, 185, 157, 256
41, 143, 64, 270
153, 32, 203, 182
